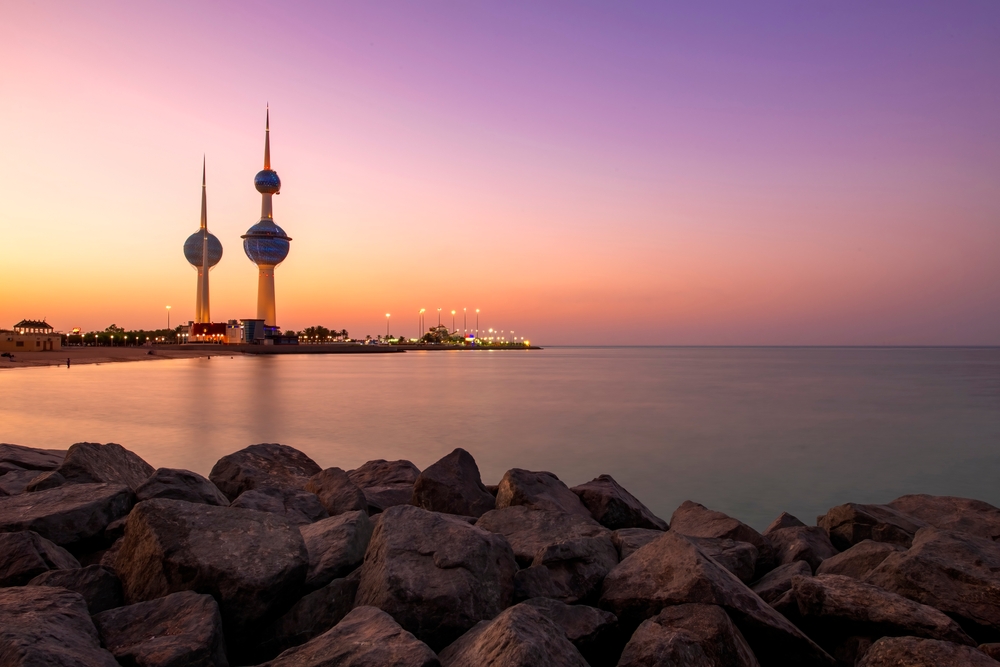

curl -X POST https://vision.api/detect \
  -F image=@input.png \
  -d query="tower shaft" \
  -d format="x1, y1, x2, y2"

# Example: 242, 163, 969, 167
197, 160, 211, 324
257, 265, 277, 326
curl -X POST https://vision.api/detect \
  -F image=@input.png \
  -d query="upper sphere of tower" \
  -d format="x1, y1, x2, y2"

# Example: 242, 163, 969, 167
255, 169, 281, 194
183, 231, 224, 268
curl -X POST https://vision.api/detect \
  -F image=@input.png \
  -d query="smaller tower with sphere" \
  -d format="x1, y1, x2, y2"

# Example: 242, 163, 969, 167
183, 158, 223, 324
242, 107, 291, 327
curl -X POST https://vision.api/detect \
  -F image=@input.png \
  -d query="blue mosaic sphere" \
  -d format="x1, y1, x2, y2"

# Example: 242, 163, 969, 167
183, 231, 223, 268
242, 219, 291, 266
255, 169, 281, 194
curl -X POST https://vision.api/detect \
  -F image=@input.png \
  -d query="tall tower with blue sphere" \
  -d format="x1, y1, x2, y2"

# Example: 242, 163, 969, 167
183, 158, 223, 323
242, 107, 291, 327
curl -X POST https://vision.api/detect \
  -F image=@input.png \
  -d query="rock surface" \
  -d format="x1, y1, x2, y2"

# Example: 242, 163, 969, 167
355, 504, 518, 651
28, 564, 122, 614
764, 512, 807, 533
209, 443, 322, 502
255, 576, 359, 661
411, 448, 495, 518
0, 586, 119, 666
231, 486, 329, 525
514, 533, 620, 604
28, 442, 154, 492
0, 530, 80, 586
617, 603, 759, 667
612, 527, 664, 560
765, 525, 839, 572
348, 459, 421, 514
260, 605, 440, 667
0, 482, 133, 547
439, 602, 589, 667
136, 468, 230, 506
570, 474, 668, 530
521, 597, 619, 667
815, 539, 904, 579
300, 510, 373, 589
495, 468, 593, 518
817, 502, 926, 551
888, 494, 1000, 541
856, 636, 1000, 667
304, 467, 367, 517
93, 590, 228, 667
0, 469, 40, 496
750, 560, 812, 604
670, 501, 775, 575
689, 537, 759, 583
0, 443, 66, 474
477, 505, 606, 566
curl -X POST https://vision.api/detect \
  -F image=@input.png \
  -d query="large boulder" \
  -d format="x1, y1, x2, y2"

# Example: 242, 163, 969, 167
570, 474, 668, 530
0, 530, 79, 586
617, 603, 759, 667
817, 502, 926, 551
599, 530, 834, 667
231, 486, 329, 526
764, 525, 839, 572
865, 527, 1000, 642
689, 537, 759, 583
260, 605, 440, 667
209, 444, 322, 502
0, 586, 118, 666
888, 494, 1000, 542
348, 459, 421, 514
300, 510, 373, 589
764, 512, 806, 533
28, 564, 122, 614
255, 576, 359, 661
522, 597, 619, 667
669, 501, 775, 575
304, 467, 367, 516
0, 469, 41, 496
477, 505, 606, 566
514, 533, 620, 604
750, 560, 811, 605
411, 448, 495, 518
612, 527, 664, 560
114, 499, 308, 650
439, 602, 589, 667
136, 468, 229, 506
0, 443, 65, 475
857, 636, 1000, 667
0, 482, 133, 548
355, 504, 518, 651
26, 442, 154, 492
93, 590, 228, 667
495, 468, 592, 518
815, 540, 904, 579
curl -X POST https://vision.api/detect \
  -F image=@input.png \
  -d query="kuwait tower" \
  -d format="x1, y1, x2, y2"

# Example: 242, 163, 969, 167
242, 107, 291, 327
183, 158, 223, 323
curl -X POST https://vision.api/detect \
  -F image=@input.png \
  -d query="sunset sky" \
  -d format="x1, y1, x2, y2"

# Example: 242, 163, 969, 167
3, 2, 998, 344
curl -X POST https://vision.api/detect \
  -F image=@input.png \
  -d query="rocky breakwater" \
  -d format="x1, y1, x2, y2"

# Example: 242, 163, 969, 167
2, 442, 1000, 666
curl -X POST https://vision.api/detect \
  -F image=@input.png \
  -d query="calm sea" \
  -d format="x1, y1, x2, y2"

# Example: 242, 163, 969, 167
3, 346, 999, 530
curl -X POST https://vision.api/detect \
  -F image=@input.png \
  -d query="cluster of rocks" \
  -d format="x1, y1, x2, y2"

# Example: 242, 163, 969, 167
2, 442, 1000, 666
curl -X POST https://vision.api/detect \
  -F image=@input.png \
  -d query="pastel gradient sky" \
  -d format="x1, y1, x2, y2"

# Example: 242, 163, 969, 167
3, 2, 998, 344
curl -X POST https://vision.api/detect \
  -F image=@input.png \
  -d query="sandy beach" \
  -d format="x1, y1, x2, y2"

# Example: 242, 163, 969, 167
0, 347, 220, 370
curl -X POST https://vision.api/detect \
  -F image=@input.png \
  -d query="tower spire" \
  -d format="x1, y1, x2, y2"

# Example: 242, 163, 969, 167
264, 104, 271, 170
200, 155, 208, 231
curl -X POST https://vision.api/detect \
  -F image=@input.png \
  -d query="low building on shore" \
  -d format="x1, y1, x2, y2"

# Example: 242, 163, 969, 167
2, 320, 62, 352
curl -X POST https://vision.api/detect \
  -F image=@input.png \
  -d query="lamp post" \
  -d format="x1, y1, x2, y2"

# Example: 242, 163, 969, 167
476, 309, 480, 336
419, 308, 425, 339
463, 307, 467, 333
166, 305, 171, 331
437, 308, 442, 327
451, 310, 456, 332
386, 313, 390, 338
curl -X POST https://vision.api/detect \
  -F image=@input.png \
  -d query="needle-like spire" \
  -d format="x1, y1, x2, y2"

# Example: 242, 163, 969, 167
264, 104, 271, 170
200, 155, 208, 230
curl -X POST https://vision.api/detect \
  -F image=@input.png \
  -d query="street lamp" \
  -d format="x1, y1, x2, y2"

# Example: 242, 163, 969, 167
451, 310, 456, 332
386, 313, 391, 338
463, 307, 467, 333
419, 308, 425, 339
166, 305, 171, 331
476, 309, 480, 335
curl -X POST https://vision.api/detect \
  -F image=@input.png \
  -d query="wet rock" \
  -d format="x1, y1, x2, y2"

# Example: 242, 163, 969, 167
231, 486, 329, 525
815, 540, 904, 579
0, 530, 80, 586
865, 527, 1000, 642
514, 533, 619, 604
255, 576, 359, 660
750, 560, 811, 605
93, 590, 228, 667
612, 527, 664, 560
300, 509, 373, 589
348, 459, 421, 514
495, 468, 592, 518
617, 603, 759, 667
765, 525, 839, 572
817, 502, 926, 551
356, 504, 518, 651
0, 469, 41, 496
115, 498, 308, 649
304, 467, 367, 516
0, 482, 133, 548
411, 448, 495, 518
260, 605, 440, 667
764, 512, 807, 533
0, 443, 66, 474
28, 442, 154, 492
888, 494, 1000, 542
136, 468, 230, 506
689, 537, 759, 583
599, 529, 834, 666
0, 586, 118, 666
670, 501, 775, 574
522, 597, 619, 667
209, 443, 322, 502
439, 602, 589, 667
570, 474, 668, 530
477, 505, 606, 567
856, 636, 1000, 667
28, 564, 122, 614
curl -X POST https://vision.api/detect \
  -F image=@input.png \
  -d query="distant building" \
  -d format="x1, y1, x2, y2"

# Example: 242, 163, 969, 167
2, 320, 61, 352
13, 319, 54, 335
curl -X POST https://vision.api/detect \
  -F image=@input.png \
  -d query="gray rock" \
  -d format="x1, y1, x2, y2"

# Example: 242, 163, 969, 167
495, 468, 592, 518
137, 468, 229, 506
255, 576, 359, 661
356, 504, 518, 651
815, 540, 904, 579
300, 510, 373, 589
888, 494, 1000, 542
857, 636, 1000, 667
439, 602, 589, 667
617, 603, 759, 667
0, 482, 133, 547
612, 527, 664, 560
817, 502, 926, 551
231, 486, 329, 525
209, 443, 322, 502
348, 459, 421, 515
114, 498, 308, 651
750, 560, 811, 605
0, 530, 80, 586
599, 530, 834, 667
0, 469, 41, 496
477, 505, 605, 567
93, 590, 228, 667
28, 564, 122, 614
0, 586, 118, 666
411, 448, 495, 518
513, 533, 619, 604
0, 443, 66, 474
571, 474, 668, 530
670, 501, 775, 575
689, 537, 759, 583
764, 512, 807, 533
27, 442, 154, 492
765, 525, 839, 572
522, 597, 619, 667
305, 467, 367, 516
260, 605, 440, 667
